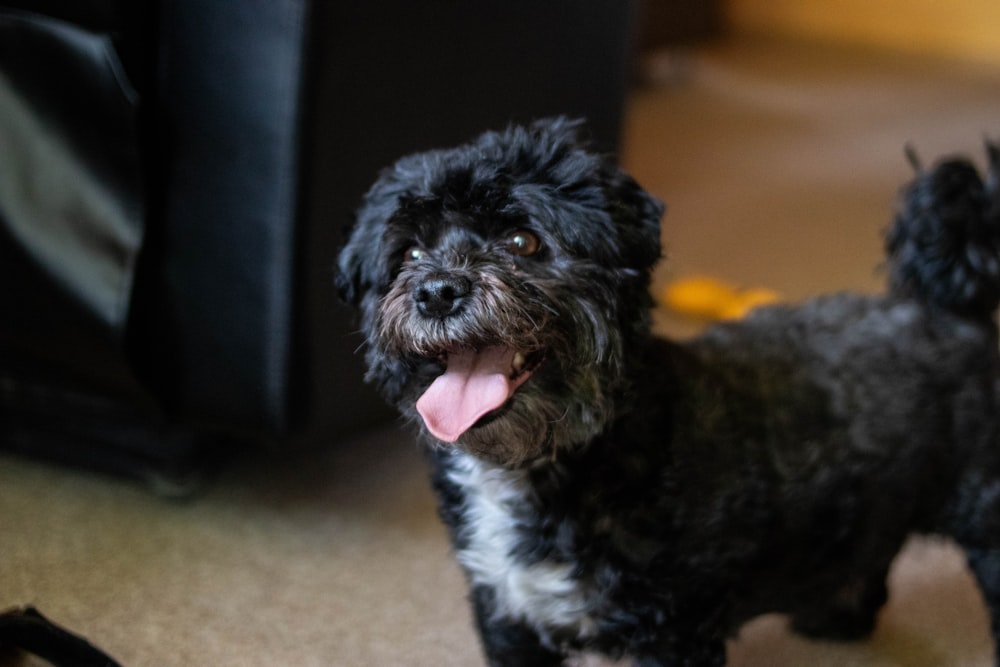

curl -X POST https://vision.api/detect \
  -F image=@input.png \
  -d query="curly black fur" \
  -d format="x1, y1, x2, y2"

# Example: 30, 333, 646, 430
338, 119, 1000, 666
886, 140, 1000, 320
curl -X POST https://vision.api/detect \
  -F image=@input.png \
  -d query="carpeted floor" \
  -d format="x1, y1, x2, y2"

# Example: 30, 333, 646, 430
3, 35, 1000, 666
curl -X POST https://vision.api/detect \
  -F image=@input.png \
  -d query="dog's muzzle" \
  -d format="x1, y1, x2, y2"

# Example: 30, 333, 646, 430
399, 270, 546, 443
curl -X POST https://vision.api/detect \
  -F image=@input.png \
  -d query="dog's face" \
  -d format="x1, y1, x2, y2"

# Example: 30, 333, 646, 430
338, 119, 664, 467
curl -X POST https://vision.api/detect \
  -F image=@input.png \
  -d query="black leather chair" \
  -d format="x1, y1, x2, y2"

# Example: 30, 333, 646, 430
0, 1, 637, 491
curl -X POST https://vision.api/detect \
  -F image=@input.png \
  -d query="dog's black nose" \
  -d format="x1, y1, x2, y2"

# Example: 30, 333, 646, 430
415, 275, 472, 319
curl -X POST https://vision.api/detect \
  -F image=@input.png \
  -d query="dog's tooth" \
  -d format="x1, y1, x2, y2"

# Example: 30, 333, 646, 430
512, 352, 526, 373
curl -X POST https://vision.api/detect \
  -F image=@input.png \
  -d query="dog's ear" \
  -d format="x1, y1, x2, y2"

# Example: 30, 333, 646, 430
335, 229, 373, 308
336, 173, 408, 307
606, 168, 665, 272
336, 211, 381, 307
530, 117, 664, 271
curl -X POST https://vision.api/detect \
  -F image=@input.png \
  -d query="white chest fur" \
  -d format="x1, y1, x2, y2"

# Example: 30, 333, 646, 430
447, 455, 598, 639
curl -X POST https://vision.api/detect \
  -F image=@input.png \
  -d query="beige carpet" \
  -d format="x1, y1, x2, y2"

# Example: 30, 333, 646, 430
4, 35, 1000, 666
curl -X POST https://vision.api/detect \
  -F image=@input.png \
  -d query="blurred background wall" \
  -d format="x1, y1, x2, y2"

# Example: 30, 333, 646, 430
726, 0, 1000, 63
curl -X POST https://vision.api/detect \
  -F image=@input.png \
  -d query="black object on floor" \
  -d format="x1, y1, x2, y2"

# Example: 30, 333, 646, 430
0, 606, 122, 667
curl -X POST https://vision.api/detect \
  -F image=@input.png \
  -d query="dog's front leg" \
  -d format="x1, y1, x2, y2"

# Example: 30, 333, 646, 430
471, 585, 566, 666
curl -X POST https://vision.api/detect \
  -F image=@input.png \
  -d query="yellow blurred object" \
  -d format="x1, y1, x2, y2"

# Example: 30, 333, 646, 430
659, 276, 782, 321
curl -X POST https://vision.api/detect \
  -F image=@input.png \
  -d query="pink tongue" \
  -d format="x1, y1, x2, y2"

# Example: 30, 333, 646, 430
416, 346, 528, 443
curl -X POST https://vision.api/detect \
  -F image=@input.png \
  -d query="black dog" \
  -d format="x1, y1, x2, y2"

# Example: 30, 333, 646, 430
337, 118, 1000, 666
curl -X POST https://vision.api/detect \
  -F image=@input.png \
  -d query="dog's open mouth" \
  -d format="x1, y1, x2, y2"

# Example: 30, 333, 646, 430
415, 346, 543, 442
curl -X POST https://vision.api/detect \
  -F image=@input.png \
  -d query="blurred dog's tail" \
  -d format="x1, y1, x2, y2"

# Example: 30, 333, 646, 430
885, 141, 1000, 322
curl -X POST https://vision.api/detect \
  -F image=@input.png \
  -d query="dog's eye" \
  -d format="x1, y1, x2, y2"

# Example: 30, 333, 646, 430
405, 246, 424, 262
507, 230, 540, 257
